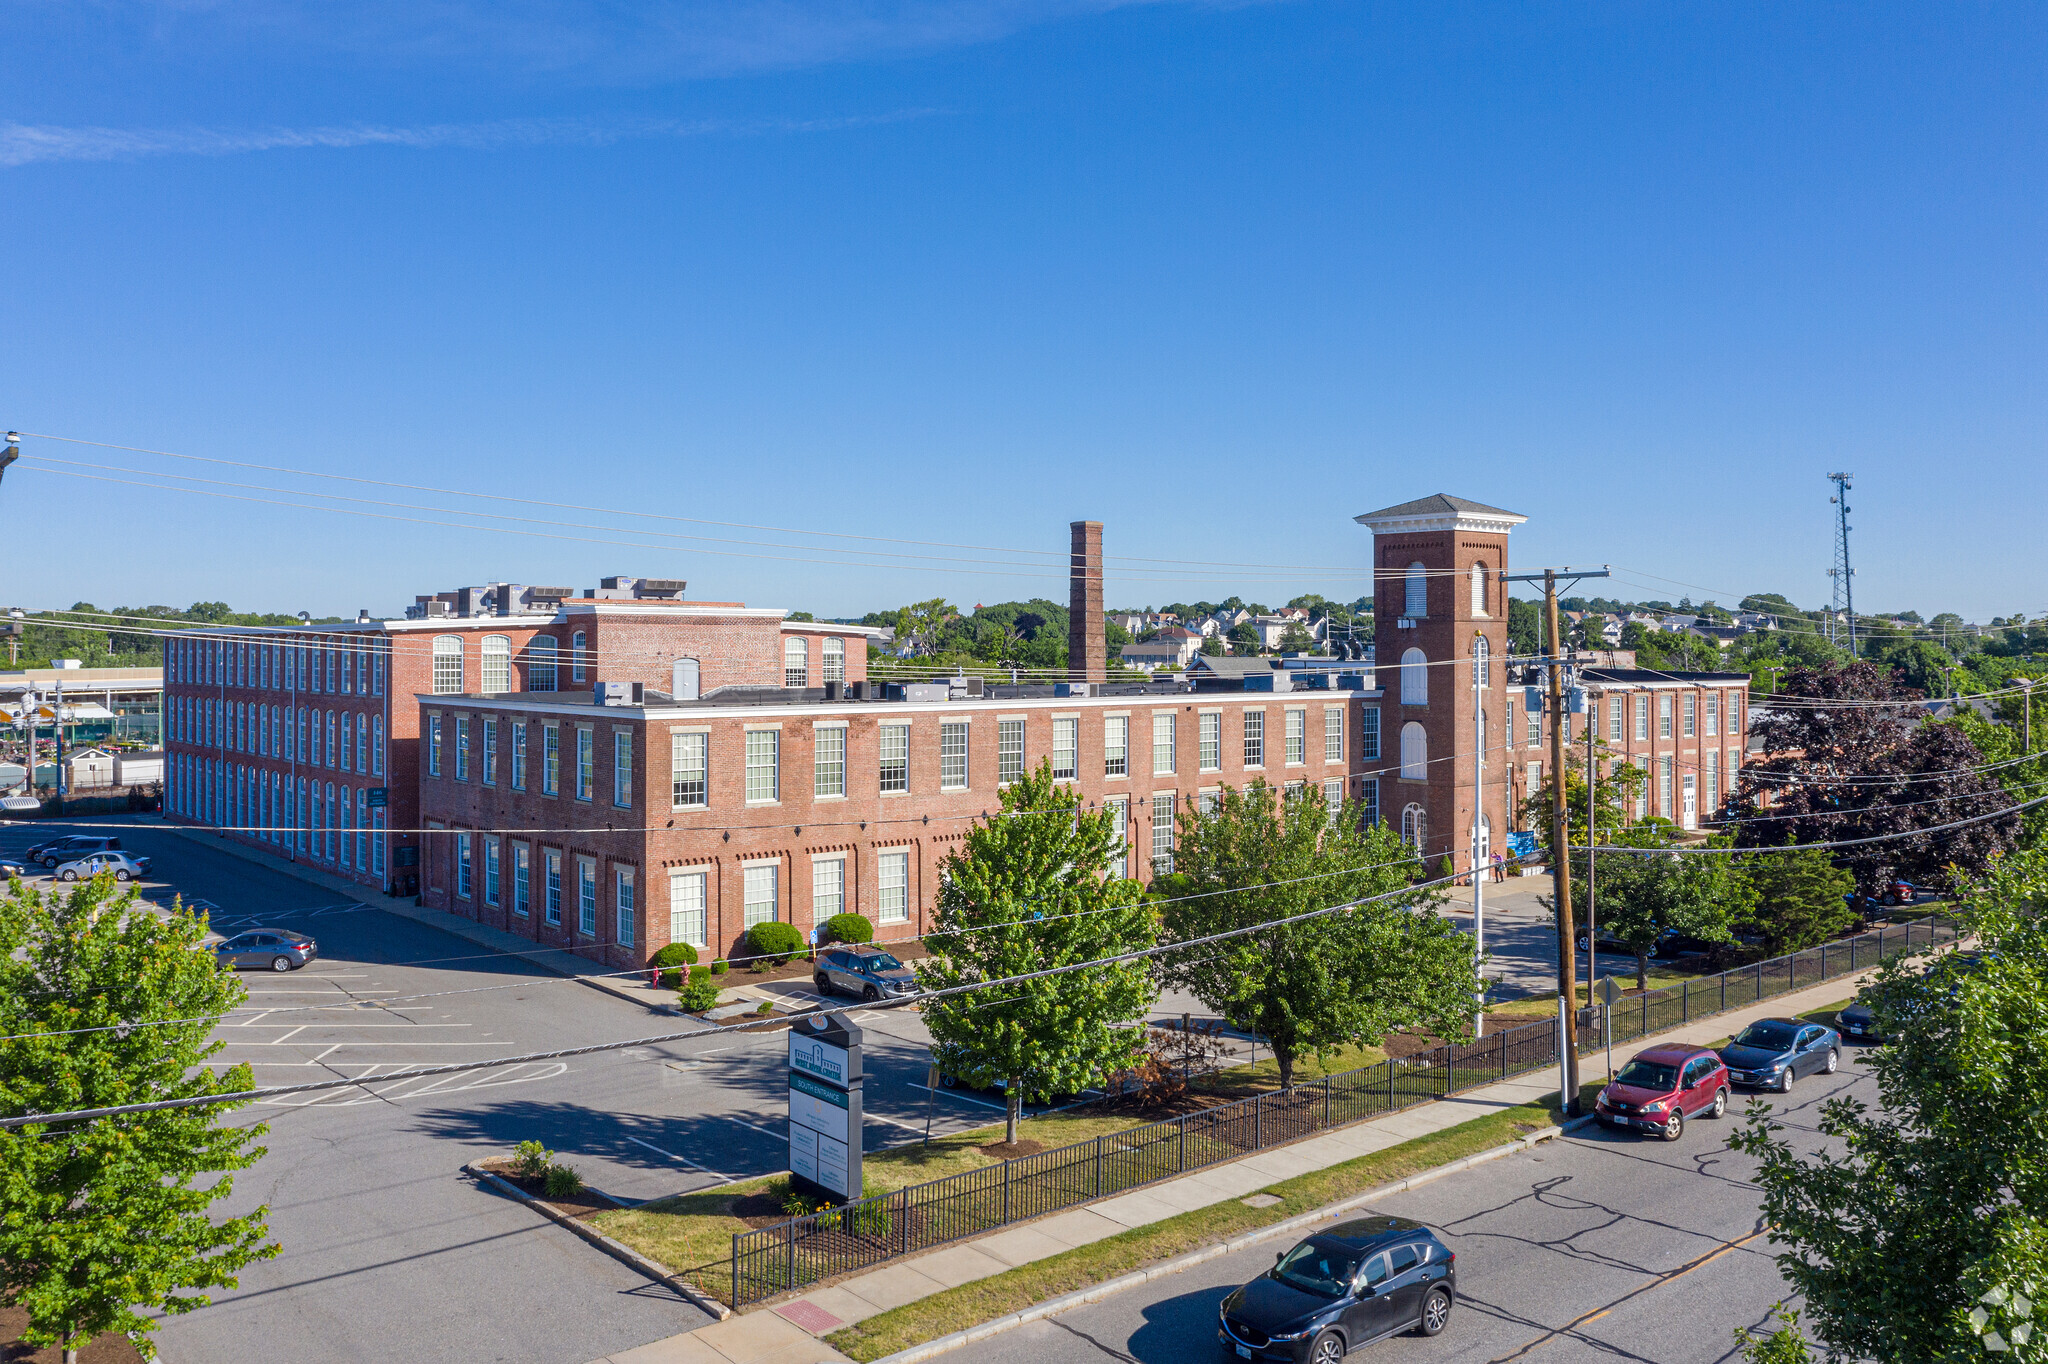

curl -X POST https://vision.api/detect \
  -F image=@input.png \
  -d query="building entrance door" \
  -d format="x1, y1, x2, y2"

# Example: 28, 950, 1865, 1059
1681, 774, 1697, 830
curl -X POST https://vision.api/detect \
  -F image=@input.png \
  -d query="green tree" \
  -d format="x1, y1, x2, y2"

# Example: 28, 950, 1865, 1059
917, 764, 1157, 1143
1735, 847, 1856, 955
1730, 848, 2048, 1363
1733, 1305, 1814, 1363
1507, 597, 1542, 655
0, 877, 276, 1361
1199, 635, 1225, 657
1562, 830, 1748, 988
890, 598, 956, 656
1515, 736, 1644, 857
1276, 621, 1315, 653
1157, 782, 1480, 1089
1228, 622, 1263, 655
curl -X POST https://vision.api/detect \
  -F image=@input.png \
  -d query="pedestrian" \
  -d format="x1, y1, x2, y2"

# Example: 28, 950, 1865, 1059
1491, 851, 1506, 883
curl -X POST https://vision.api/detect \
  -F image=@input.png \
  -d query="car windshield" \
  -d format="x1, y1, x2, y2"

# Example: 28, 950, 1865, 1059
1734, 1023, 1799, 1051
1614, 1060, 1678, 1090
1271, 1242, 1357, 1297
864, 953, 904, 972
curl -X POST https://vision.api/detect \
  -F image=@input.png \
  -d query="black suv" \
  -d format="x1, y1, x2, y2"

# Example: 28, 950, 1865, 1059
813, 945, 919, 1002
29, 834, 121, 867
1219, 1216, 1456, 1361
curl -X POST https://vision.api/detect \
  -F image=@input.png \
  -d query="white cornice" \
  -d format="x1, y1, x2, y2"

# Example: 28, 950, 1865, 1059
1353, 511, 1527, 537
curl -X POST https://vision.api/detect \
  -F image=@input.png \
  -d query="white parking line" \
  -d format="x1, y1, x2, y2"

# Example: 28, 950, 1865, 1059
717, 1114, 784, 1139
909, 1083, 1006, 1110
625, 1134, 730, 1182
863, 1111, 933, 1136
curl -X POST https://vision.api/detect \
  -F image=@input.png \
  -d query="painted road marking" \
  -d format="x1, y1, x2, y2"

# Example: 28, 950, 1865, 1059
717, 1114, 784, 1139
624, 1134, 730, 1182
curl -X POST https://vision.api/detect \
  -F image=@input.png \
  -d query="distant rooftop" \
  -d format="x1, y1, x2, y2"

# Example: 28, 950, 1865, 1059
1353, 493, 1526, 526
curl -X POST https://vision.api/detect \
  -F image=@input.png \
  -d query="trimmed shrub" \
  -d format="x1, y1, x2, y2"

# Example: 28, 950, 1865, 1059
821, 912, 874, 945
709, 959, 729, 975
511, 1140, 551, 1180
678, 978, 722, 1013
754, 1000, 775, 1016
746, 920, 806, 964
688, 964, 711, 983
651, 941, 699, 988
543, 1163, 584, 1198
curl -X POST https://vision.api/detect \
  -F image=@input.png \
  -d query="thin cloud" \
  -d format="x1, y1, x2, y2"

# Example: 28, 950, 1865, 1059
0, 110, 938, 168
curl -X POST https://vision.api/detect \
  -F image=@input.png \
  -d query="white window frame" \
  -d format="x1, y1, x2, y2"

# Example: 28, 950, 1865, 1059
1152, 712, 1176, 776
880, 723, 910, 794
812, 855, 846, 923
878, 851, 910, 925
577, 857, 598, 936
1324, 707, 1343, 763
615, 866, 635, 946
1400, 721, 1427, 780
998, 717, 1025, 784
668, 869, 707, 947
784, 637, 809, 689
613, 730, 633, 808
940, 721, 969, 791
743, 861, 779, 928
746, 728, 781, 804
1103, 715, 1128, 778
481, 635, 511, 694
1198, 711, 1221, 772
814, 723, 847, 798
1284, 708, 1305, 766
432, 636, 464, 695
671, 729, 708, 808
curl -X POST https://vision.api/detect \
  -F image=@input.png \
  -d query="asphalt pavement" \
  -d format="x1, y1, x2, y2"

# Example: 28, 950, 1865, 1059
969, 1056, 1872, 1364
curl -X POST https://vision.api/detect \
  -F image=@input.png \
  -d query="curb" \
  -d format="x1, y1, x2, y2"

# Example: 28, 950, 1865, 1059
464, 1164, 731, 1322
865, 1124, 1567, 1364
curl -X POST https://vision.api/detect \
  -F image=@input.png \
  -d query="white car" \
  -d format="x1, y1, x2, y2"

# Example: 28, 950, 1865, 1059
52, 850, 153, 882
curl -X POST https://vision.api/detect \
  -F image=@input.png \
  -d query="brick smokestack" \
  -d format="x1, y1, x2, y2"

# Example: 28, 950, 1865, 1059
1068, 520, 1105, 683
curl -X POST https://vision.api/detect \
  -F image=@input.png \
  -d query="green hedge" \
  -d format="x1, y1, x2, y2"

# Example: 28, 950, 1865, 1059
747, 921, 806, 962
652, 942, 700, 989
679, 978, 722, 1013
822, 913, 874, 945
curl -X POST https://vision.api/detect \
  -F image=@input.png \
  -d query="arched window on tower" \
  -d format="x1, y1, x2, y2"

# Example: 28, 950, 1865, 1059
1401, 647, 1429, 705
1405, 561, 1428, 618
1473, 635, 1490, 689
1401, 802, 1428, 851
1400, 721, 1427, 780
1470, 562, 1489, 617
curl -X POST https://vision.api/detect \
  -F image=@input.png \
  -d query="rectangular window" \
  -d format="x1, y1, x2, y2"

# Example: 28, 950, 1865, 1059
880, 723, 910, 793
1659, 694, 1673, 740
1726, 692, 1742, 733
1323, 777, 1343, 823
1727, 747, 1740, 794
457, 832, 473, 899
1285, 709, 1305, 765
576, 728, 594, 802
1052, 717, 1078, 781
669, 871, 707, 947
1658, 755, 1674, 816
543, 725, 560, 796
1704, 695, 1719, 736
613, 731, 633, 807
1152, 712, 1176, 775
511, 722, 527, 791
1634, 697, 1649, 742
940, 721, 969, 790
743, 862, 779, 927
428, 715, 443, 776
1106, 798, 1128, 878
1324, 708, 1343, 762
1150, 793, 1175, 873
483, 837, 501, 906
1527, 702, 1542, 746
1199, 712, 1221, 771
355, 714, 366, 771
998, 717, 1025, 784
1359, 777, 1379, 827
1243, 710, 1265, 767
1683, 693, 1697, 739
514, 844, 530, 917
324, 711, 335, 766
1705, 751, 1719, 806
1103, 715, 1128, 777
671, 731, 708, 808
746, 729, 780, 802
878, 851, 909, 924
1360, 706, 1379, 761
482, 718, 497, 785
812, 857, 844, 922
615, 868, 635, 947
578, 859, 597, 935
455, 718, 470, 781
1609, 696, 1624, 742
814, 725, 846, 797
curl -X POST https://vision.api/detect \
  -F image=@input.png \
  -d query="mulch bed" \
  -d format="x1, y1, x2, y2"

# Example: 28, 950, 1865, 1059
976, 1139, 1045, 1158
727, 1190, 803, 1228
473, 1156, 618, 1221
1, 1307, 143, 1364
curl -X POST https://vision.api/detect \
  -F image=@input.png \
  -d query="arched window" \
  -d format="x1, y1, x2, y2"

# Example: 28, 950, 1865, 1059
784, 637, 809, 688
526, 636, 558, 692
1470, 562, 1489, 617
1400, 721, 1427, 780
1472, 635, 1490, 689
821, 637, 845, 685
431, 636, 463, 694
1401, 802, 1428, 851
570, 630, 589, 685
1405, 561, 1428, 619
671, 657, 700, 701
480, 636, 511, 694
1401, 647, 1429, 705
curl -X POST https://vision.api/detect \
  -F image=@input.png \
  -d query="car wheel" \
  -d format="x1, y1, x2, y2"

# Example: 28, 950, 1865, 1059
1308, 1329, 1346, 1363
1417, 1286, 1453, 1337
862, 984, 881, 1003
939, 1071, 958, 1089
1777, 1068, 1794, 1094
271, 956, 294, 972
1824, 1048, 1839, 1075
1662, 1109, 1685, 1142
60, 870, 77, 882
813, 975, 833, 997
114, 870, 132, 882
1711, 1087, 1728, 1119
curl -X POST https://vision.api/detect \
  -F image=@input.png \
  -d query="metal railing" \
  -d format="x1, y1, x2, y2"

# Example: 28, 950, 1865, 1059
723, 911, 1959, 1306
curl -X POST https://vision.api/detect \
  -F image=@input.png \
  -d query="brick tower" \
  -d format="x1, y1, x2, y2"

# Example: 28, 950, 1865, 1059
1354, 495, 1525, 872
1068, 520, 1106, 683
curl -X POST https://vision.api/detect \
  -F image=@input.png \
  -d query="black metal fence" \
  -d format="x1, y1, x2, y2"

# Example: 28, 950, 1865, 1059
724, 912, 1959, 1306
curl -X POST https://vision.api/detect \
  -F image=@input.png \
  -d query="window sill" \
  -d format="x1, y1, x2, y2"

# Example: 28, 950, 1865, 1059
672, 804, 708, 813
745, 799, 783, 808
813, 792, 848, 802
880, 789, 911, 797
940, 785, 968, 794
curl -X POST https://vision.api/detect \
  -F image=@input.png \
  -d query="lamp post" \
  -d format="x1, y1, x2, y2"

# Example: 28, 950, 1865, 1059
1471, 628, 1486, 1039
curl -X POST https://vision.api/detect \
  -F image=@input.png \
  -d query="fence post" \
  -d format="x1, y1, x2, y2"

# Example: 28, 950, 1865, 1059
1323, 1077, 1332, 1128
1255, 1093, 1264, 1150
1788, 953, 1795, 993
1681, 979, 1689, 1025
1720, 969, 1726, 1013
1756, 960, 1763, 1000
1003, 1158, 1012, 1225
1642, 990, 1648, 1038
1499, 1028, 1508, 1082
787, 1222, 796, 1298
732, 1233, 740, 1311
1094, 1135, 1103, 1199
1386, 1059, 1395, 1112
1179, 1115, 1187, 1173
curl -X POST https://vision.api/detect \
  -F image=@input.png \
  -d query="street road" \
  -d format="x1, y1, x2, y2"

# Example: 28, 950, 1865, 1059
972, 1055, 1871, 1363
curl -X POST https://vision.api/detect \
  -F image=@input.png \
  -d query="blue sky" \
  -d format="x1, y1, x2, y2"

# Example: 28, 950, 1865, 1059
3, 1, 2041, 622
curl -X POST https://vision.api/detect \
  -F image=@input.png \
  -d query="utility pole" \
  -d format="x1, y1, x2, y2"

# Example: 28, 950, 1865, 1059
2023, 677, 2035, 753
1471, 628, 1486, 1039
1585, 700, 1599, 999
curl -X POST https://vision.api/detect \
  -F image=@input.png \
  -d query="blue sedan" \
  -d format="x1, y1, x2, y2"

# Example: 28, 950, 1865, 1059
1717, 1018, 1840, 1093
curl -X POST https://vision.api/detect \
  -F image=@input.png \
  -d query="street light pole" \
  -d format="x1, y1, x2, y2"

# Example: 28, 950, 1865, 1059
1585, 699, 1599, 1000
1472, 628, 1486, 1039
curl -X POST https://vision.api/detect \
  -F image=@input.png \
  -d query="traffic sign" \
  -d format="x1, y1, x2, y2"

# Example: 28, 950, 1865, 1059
1595, 975, 1624, 1007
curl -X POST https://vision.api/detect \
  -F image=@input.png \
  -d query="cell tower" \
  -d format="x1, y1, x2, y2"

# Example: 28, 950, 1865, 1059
1827, 472, 1855, 651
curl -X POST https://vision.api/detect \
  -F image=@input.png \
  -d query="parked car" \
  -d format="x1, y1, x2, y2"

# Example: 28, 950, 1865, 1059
1878, 879, 1919, 906
1717, 1018, 1839, 1092
1838, 952, 1986, 1043
813, 945, 920, 1002
1218, 1216, 1456, 1361
0, 856, 31, 879
52, 849, 152, 882
1593, 1044, 1731, 1140
213, 930, 319, 972
31, 834, 122, 867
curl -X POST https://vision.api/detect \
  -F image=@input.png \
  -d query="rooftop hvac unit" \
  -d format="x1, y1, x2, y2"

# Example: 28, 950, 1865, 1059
1055, 681, 1097, 698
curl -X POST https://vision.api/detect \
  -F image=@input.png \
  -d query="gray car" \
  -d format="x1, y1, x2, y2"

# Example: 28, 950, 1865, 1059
214, 930, 319, 972
813, 945, 919, 1001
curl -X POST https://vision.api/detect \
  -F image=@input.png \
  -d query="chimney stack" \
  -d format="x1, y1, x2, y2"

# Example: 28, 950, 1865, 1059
1068, 520, 1106, 684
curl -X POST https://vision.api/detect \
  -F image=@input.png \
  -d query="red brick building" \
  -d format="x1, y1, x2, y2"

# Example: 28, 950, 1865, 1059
1512, 669, 1751, 830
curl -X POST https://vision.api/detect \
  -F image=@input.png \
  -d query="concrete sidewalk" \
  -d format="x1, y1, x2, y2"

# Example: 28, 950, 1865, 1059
583, 961, 1895, 1364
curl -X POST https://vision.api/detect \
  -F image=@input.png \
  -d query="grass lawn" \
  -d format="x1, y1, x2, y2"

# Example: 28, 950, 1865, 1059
589, 1107, 1156, 1277
1196, 1040, 1391, 1098
821, 1089, 1571, 1362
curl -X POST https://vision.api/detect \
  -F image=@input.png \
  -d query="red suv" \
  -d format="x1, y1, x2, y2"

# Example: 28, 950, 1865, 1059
1593, 1044, 1730, 1141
